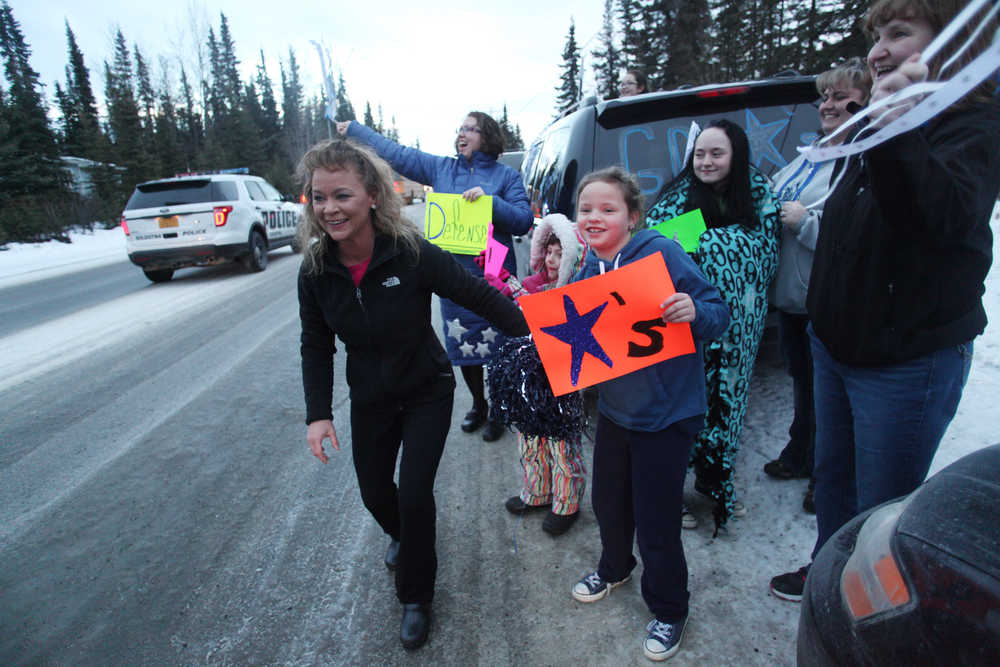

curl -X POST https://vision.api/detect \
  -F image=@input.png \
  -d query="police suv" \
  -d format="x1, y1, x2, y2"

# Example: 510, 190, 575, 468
121, 173, 302, 282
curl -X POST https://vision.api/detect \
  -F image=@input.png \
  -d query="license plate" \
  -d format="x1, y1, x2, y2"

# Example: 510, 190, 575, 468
158, 216, 179, 228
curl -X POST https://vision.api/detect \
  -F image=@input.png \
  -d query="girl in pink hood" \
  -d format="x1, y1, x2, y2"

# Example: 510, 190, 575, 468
502, 214, 588, 535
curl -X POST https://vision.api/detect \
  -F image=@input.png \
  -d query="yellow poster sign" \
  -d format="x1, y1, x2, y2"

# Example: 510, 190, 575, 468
424, 192, 492, 255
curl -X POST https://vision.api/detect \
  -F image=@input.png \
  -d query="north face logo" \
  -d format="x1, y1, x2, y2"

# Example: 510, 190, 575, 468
382, 276, 401, 287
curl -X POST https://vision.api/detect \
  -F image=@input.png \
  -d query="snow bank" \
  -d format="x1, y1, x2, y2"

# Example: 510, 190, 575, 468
0, 226, 127, 289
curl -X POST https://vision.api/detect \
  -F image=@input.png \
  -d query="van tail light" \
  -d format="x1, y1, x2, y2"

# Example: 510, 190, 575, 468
214, 205, 233, 227
120, 216, 130, 236
840, 497, 913, 620
695, 86, 749, 98
299, 193, 307, 204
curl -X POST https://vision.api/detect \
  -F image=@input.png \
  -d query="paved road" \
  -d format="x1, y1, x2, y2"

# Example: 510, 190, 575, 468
0, 260, 147, 338
0, 204, 811, 665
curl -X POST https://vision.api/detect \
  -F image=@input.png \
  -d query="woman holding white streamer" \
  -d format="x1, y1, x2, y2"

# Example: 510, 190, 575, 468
770, 0, 1000, 602
763, 58, 872, 514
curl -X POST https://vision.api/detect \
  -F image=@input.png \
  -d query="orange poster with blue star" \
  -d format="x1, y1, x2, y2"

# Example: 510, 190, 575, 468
518, 252, 695, 396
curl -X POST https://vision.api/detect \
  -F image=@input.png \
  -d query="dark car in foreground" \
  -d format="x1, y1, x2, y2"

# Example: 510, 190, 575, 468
798, 443, 1000, 665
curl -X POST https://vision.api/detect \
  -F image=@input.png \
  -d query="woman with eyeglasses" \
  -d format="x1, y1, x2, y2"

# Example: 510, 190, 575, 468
619, 69, 647, 97
337, 113, 532, 443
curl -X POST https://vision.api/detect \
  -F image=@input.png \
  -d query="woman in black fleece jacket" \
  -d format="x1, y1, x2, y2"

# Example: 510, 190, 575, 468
297, 139, 529, 650
770, 0, 1000, 603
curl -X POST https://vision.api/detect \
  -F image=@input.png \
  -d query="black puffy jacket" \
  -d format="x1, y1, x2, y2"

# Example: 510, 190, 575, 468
299, 234, 529, 423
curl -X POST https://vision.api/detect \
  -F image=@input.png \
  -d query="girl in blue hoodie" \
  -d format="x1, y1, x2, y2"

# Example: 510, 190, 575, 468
568, 167, 728, 662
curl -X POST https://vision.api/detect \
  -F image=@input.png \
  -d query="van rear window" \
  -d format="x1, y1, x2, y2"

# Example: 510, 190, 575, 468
125, 180, 239, 209
597, 99, 820, 200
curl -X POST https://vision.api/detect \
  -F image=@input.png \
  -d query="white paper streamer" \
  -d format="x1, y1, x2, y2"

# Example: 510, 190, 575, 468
310, 41, 338, 122
801, 36, 1000, 163
682, 121, 701, 168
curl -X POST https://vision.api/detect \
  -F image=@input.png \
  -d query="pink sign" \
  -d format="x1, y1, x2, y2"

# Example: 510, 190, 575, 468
484, 224, 509, 279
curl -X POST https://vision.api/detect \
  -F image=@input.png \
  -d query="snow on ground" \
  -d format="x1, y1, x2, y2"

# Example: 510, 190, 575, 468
2, 210, 999, 471
0, 226, 127, 289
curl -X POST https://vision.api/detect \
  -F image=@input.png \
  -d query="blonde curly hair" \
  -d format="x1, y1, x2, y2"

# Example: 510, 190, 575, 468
296, 139, 422, 273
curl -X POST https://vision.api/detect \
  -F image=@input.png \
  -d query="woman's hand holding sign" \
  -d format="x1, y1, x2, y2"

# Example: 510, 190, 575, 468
462, 186, 486, 202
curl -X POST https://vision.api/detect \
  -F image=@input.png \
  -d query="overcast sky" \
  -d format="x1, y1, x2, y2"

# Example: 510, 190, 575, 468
13, 0, 602, 157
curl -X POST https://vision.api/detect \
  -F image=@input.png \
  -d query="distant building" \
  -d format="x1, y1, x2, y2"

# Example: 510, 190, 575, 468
60, 156, 124, 197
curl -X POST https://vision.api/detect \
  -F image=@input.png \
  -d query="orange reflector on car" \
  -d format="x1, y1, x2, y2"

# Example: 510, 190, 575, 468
874, 554, 911, 606
843, 570, 876, 619
840, 498, 914, 621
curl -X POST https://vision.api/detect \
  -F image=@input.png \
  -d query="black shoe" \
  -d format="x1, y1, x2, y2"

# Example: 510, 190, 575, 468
770, 565, 810, 602
504, 496, 551, 515
460, 408, 486, 433
763, 458, 810, 480
802, 487, 816, 514
482, 419, 504, 442
542, 511, 579, 536
384, 539, 400, 571
400, 603, 431, 650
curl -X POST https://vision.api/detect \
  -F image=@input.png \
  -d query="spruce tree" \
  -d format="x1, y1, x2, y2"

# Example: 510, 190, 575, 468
280, 48, 306, 167
154, 69, 184, 177
711, 0, 749, 80
134, 46, 156, 130
217, 14, 242, 110
255, 50, 280, 140
0, 0, 70, 241
637, 0, 666, 90
363, 101, 375, 128
554, 18, 581, 117
664, 0, 711, 87
592, 0, 620, 99
618, 0, 643, 69
334, 72, 356, 122
56, 22, 102, 159
498, 103, 524, 150
104, 30, 145, 181
177, 66, 203, 169
387, 114, 399, 143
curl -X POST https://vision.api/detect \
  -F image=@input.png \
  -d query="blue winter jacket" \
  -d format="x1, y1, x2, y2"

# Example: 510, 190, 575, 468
573, 229, 730, 432
345, 121, 533, 276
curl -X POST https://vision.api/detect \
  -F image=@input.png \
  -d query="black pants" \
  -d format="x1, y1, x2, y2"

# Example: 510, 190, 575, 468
776, 311, 815, 476
592, 414, 699, 623
350, 379, 454, 604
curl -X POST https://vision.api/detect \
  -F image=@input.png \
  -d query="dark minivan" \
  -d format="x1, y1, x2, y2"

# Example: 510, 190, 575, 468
520, 75, 822, 220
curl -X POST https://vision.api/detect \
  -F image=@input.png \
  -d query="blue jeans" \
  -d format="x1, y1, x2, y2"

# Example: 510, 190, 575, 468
809, 328, 973, 560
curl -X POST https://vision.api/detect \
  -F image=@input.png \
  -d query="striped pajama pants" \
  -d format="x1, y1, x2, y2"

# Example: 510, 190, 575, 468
517, 434, 586, 515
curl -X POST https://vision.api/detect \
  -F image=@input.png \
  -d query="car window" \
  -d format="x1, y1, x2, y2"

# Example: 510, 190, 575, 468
258, 181, 283, 202
213, 181, 239, 202
126, 179, 233, 209
245, 181, 267, 201
525, 126, 572, 217
599, 102, 821, 200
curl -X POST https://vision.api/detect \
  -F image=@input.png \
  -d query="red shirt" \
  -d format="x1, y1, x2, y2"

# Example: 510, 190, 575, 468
348, 259, 370, 287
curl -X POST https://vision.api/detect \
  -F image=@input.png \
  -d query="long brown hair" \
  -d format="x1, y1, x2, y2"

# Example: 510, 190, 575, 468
296, 139, 421, 274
